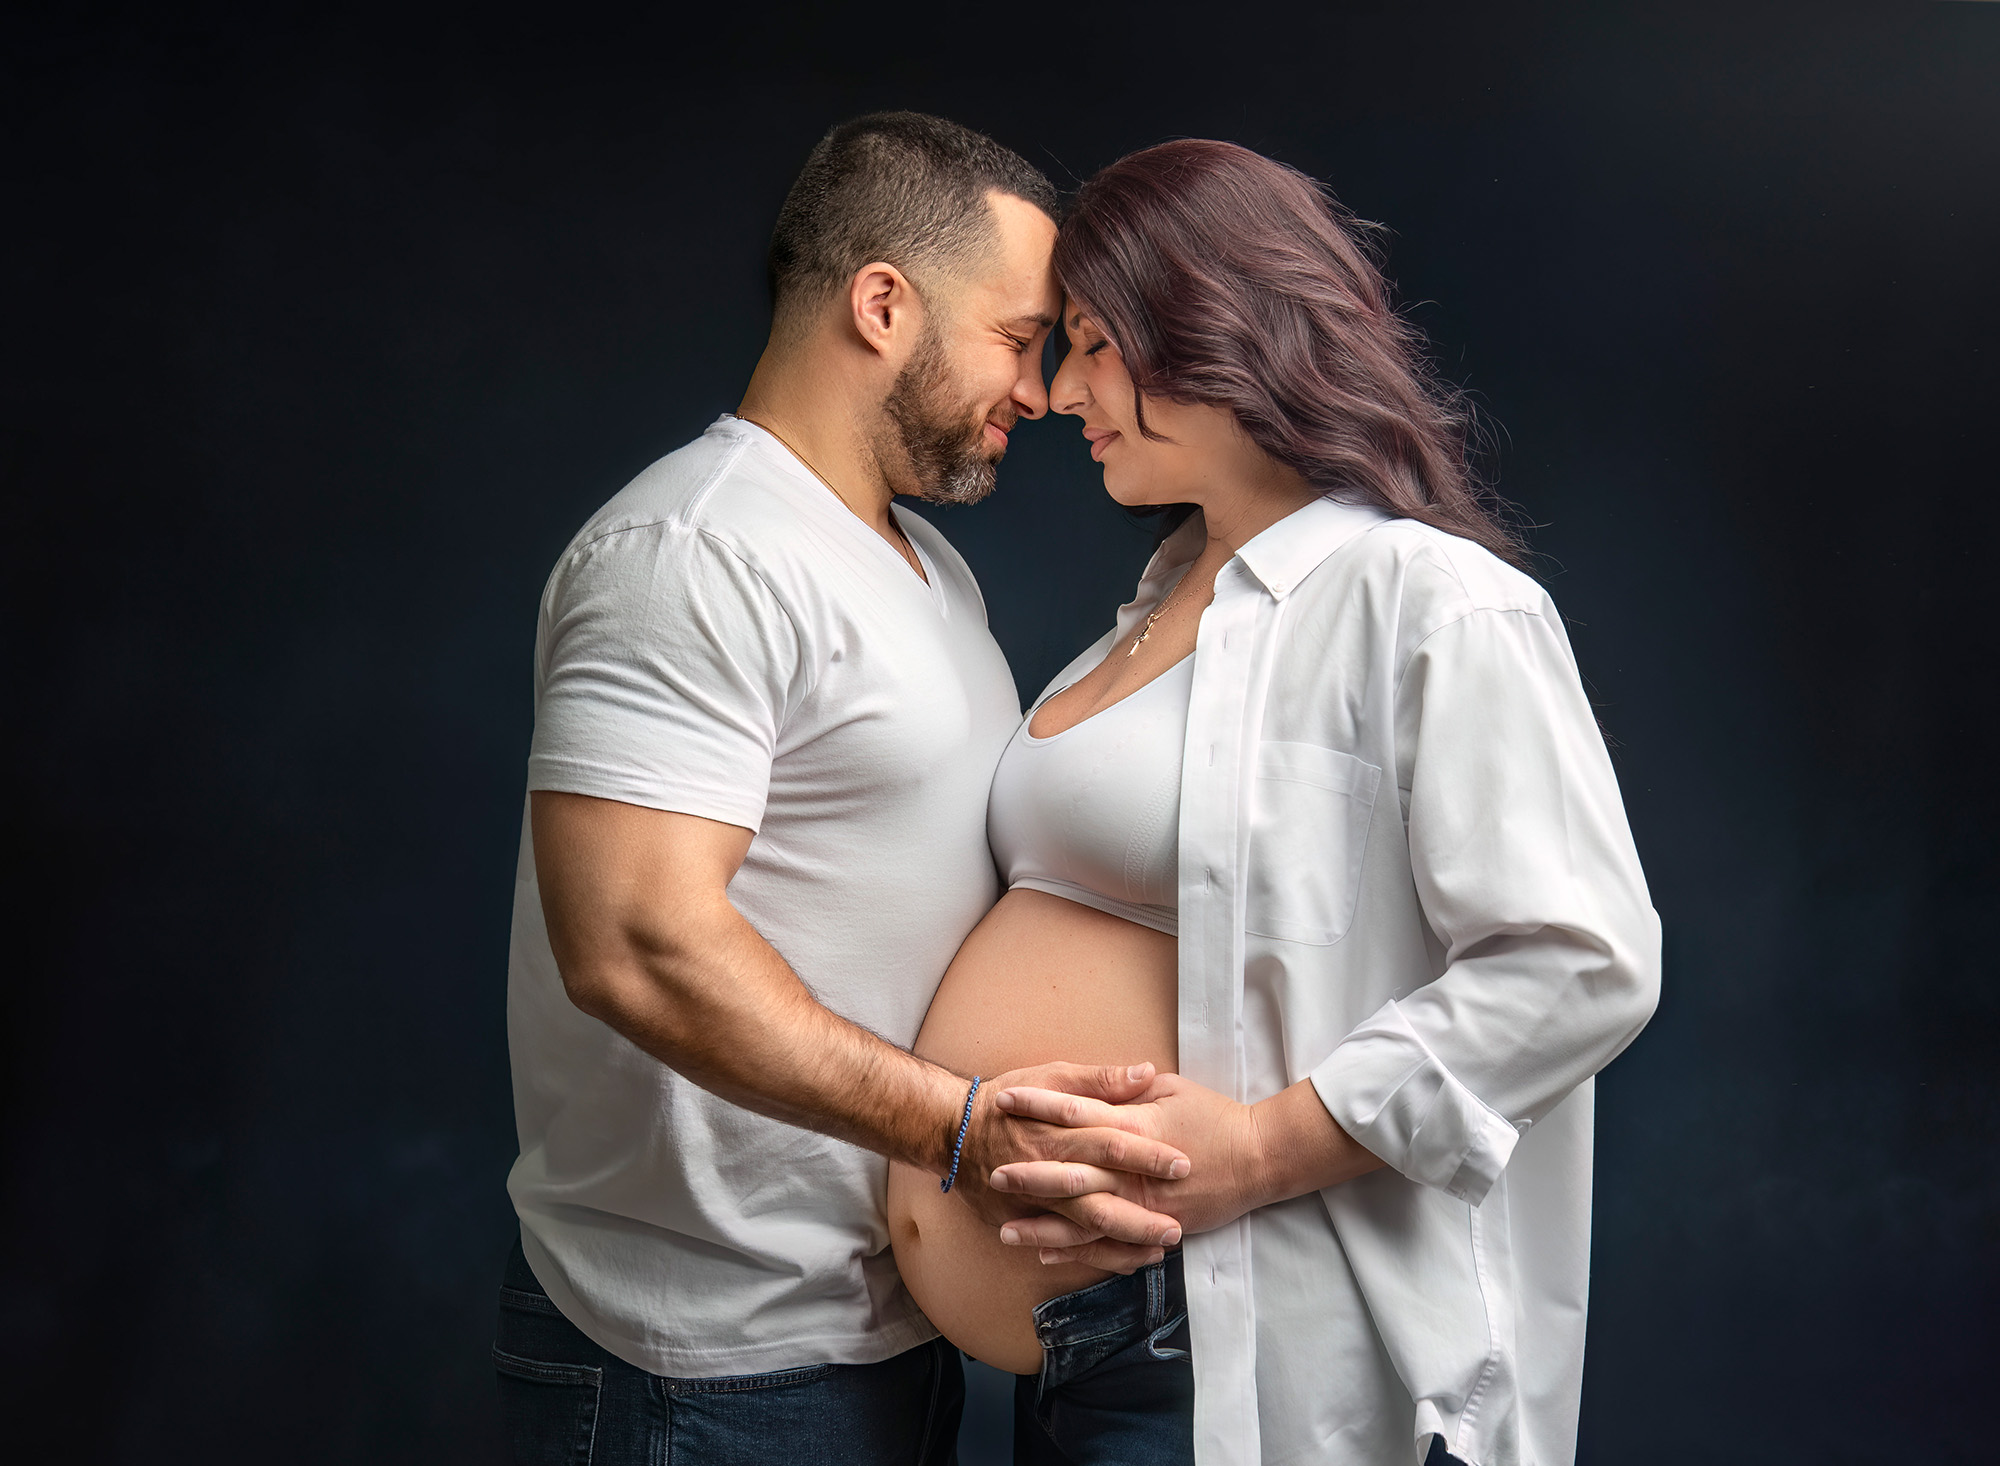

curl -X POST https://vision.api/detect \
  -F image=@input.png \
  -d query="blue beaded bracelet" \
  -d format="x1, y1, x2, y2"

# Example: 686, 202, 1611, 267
939, 1076, 982, 1194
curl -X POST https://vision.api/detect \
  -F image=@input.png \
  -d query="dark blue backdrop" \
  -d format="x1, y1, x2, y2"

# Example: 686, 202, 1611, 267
6, 3, 1995, 1461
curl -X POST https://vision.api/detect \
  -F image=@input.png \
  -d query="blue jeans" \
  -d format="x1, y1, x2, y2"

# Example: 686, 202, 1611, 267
494, 1236, 964, 1465
1011, 1253, 1194, 1466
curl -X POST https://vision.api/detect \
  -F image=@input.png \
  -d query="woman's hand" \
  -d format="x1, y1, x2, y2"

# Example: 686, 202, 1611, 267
987, 1071, 1384, 1270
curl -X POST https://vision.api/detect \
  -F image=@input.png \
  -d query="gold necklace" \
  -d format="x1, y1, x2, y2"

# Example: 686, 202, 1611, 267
1128, 576, 1190, 657
737, 412, 924, 570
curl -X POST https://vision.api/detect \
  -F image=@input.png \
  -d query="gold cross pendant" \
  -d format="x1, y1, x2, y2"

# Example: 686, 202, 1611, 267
1128, 605, 1166, 657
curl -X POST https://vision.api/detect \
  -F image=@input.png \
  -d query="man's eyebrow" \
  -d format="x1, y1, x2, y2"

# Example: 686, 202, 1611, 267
1001, 312, 1057, 332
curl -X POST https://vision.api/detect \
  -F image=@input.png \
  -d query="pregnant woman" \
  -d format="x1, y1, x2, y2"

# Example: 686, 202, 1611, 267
887, 140, 1661, 1466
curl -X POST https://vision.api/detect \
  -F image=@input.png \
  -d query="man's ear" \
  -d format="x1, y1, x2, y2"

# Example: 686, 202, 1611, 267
849, 262, 919, 359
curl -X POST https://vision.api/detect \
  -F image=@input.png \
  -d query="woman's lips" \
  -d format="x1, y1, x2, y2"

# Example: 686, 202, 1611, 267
1086, 429, 1120, 462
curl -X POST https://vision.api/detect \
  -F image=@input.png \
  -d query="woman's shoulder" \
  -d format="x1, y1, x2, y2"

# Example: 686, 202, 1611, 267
1325, 516, 1549, 624
1276, 517, 1556, 680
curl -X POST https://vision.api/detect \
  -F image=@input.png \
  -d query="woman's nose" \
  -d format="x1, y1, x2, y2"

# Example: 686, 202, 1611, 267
1050, 364, 1088, 416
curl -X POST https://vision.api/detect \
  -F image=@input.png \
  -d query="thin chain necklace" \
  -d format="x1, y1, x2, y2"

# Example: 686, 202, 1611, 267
736, 412, 924, 571
1129, 575, 1192, 657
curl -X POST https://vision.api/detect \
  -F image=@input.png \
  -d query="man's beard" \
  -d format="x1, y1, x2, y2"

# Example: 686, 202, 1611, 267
878, 324, 1006, 507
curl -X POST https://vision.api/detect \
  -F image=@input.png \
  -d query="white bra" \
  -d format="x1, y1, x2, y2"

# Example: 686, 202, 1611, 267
986, 654, 1192, 936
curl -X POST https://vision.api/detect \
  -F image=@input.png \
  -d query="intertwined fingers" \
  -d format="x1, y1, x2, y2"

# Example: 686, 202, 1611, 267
1032, 1062, 1155, 1103
997, 1085, 1131, 1130
1054, 1190, 1180, 1246
997, 1200, 1179, 1275
999, 1211, 1100, 1248
1037, 1239, 1167, 1273
991, 1159, 1121, 1200
1034, 1120, 1187, 1180
995, 1186, 1180, 1249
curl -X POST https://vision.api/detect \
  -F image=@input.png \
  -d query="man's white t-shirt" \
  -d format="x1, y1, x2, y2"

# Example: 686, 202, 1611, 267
505, 415, 1021, 1376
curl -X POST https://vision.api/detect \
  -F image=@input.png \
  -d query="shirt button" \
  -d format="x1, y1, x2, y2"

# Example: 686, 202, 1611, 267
1270, 580, 1288, 593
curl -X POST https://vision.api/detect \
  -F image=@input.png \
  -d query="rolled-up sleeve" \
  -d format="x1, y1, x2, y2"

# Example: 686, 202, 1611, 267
1310, 604, 1661, 1205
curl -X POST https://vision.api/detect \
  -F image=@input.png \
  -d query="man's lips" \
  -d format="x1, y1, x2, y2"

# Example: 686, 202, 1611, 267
1083, 427, 1120, 462
983, 421, 1010, 451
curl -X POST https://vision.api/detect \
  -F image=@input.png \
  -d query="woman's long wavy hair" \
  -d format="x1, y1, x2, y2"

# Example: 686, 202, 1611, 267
1053, 140, 1525, 566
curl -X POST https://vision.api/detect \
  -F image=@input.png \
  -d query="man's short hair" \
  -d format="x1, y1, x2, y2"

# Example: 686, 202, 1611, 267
768, 112, 1058, 328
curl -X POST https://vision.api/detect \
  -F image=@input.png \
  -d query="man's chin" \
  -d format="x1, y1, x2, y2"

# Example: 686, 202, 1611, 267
915, 458, 998, 507
978, 427, 1011, 468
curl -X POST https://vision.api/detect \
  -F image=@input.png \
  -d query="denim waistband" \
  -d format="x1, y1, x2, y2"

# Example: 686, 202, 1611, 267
1030, 1252, 1188, 1389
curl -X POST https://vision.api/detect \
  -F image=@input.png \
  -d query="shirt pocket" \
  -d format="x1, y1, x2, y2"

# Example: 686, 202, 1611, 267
1245, 741, 1382, 946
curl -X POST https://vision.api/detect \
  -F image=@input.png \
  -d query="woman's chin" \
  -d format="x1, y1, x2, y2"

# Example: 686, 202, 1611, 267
1102, 473, 1152, 508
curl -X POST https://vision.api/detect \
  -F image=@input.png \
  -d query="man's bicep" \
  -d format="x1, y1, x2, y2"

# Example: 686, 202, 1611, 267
531, 791, 754, 976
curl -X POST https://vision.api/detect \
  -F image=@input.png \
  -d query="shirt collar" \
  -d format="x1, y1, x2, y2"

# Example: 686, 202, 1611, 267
1141, 496, 1392, 601
1235, 496, 1391, 598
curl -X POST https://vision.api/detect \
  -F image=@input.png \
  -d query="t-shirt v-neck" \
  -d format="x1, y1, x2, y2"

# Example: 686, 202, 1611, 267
889, 503, 947, 615
724, 415, 947, 615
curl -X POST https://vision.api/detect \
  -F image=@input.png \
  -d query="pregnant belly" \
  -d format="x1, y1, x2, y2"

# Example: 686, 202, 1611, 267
887, 887, 1177, 1374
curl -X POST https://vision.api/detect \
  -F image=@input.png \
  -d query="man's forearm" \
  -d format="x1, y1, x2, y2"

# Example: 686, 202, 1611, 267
565, 896, 967, 1173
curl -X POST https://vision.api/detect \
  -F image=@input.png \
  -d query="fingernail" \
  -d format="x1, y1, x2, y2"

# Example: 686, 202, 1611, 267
1162, 1227, 1182, 1246
1000, 1226, 1020, 1245
1169, 1159, 1190, 1179
1127, 1064, 1150, 1083
1039, 1250, 1062, 1265
989, 1170, 1009, 1190
994, 1090, 1015, 1111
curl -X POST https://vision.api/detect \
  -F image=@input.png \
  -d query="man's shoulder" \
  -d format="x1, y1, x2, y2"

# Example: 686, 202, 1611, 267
565, 417, 790, 562
534, 421, 832, 646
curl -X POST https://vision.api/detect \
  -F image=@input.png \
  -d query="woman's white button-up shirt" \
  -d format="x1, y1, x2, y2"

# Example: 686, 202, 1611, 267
1051, 499, 1660, 1466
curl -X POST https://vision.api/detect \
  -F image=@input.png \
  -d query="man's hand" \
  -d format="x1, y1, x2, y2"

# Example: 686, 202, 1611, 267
986, 1071, 1385, 1270
948, 1062, 1192, 1268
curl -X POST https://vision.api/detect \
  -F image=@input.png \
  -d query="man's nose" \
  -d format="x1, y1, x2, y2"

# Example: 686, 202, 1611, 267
1013, 357, 1050, 420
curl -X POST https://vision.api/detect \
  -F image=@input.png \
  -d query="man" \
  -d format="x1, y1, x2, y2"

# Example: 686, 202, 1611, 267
495, 113, 1188, 1463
